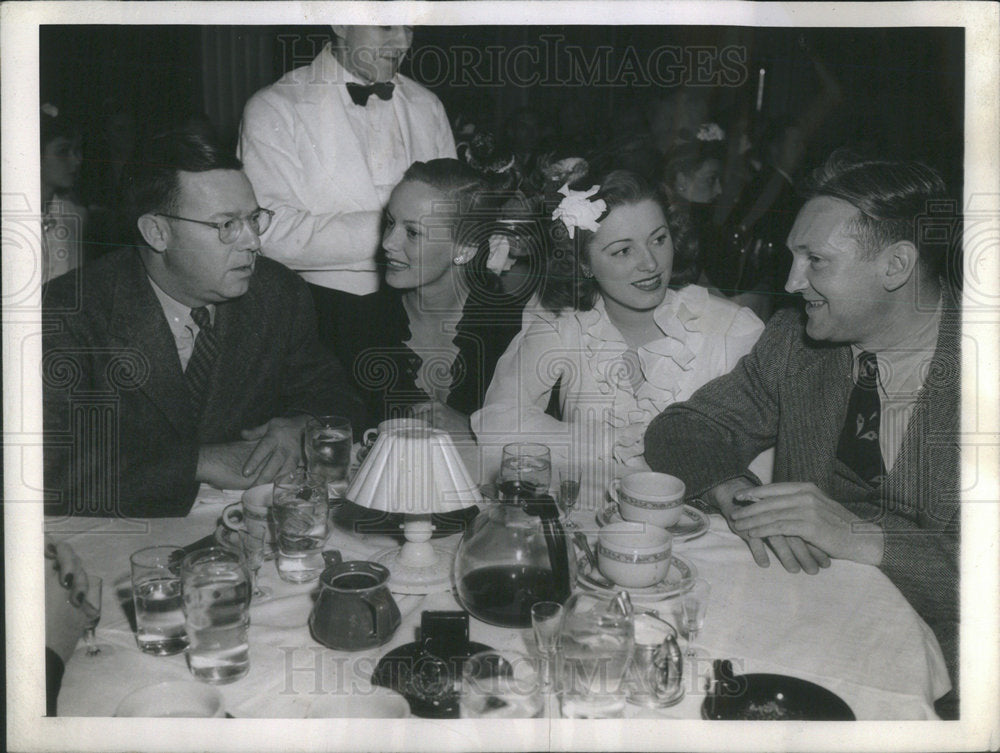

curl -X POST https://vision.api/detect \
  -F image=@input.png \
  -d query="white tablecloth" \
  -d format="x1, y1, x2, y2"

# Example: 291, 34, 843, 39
47, 484, 949, 720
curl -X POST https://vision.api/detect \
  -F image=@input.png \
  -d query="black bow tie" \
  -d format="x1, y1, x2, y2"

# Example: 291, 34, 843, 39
346, 81, 395, 106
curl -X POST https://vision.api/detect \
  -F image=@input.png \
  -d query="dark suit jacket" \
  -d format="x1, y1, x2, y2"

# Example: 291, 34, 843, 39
644, 292, 961, 700
42, 249, 366, 518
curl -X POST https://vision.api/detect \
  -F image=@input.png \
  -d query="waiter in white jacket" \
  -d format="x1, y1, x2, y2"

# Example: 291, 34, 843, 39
239, 26, 456, 385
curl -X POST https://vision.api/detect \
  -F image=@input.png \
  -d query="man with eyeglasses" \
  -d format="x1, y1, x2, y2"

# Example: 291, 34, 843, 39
42, 125, 366, 517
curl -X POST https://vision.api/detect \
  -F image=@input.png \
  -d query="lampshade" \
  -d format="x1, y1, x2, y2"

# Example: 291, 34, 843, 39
345, 426, 483, 594
346, 426, 482, 513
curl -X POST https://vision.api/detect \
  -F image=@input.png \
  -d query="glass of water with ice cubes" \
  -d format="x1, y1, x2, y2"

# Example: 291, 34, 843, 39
305, 415, 353, 501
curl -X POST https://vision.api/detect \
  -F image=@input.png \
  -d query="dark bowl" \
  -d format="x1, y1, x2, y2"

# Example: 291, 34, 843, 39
702, 673, 855, 721
371, 640, 494, 718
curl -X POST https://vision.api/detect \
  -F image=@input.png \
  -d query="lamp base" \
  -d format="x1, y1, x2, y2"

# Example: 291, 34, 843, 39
372, 545, 454, 594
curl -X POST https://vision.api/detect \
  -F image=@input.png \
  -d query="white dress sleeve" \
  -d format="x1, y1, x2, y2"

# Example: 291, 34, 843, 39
472, 312, 574, 475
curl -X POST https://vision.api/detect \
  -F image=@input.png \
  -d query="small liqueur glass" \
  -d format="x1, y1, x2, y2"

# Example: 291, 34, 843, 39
531, 600, 564, 688
557, 463, 582, 529
239, 528, 272, 601
680, 578, 711, 659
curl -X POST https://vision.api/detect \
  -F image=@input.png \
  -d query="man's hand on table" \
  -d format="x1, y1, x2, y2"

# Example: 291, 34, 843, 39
729, 482, 884, 567
197, 441, 267, 489
197, 416, 309, 489
240, 415, 309, 479
708, 477, 832, 575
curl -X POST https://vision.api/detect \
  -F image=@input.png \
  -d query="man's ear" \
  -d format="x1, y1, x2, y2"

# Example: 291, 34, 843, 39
137, 214, 169, 254
453, 243, 477, 266
882, 240, 918, 291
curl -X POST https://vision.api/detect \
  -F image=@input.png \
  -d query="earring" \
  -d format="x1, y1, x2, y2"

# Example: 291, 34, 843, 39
581, 266, 594, 279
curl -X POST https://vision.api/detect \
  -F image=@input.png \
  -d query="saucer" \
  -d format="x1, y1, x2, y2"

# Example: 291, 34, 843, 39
576, 554, 696, 602
596, 503, 710, 542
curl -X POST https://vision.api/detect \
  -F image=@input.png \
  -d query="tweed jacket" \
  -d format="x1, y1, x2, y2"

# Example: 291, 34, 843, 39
644, 293, 961, 692
42, 249, 366, 518
238, 43, 456, 296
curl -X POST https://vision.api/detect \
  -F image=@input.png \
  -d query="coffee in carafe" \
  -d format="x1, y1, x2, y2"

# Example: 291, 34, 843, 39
453, 485, 574, 629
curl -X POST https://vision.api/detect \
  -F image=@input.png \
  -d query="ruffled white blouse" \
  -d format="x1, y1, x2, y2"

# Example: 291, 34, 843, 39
471, 285, 764, 484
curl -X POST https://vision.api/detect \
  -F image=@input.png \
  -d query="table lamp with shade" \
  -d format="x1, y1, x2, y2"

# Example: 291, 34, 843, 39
344, 425, 483, 593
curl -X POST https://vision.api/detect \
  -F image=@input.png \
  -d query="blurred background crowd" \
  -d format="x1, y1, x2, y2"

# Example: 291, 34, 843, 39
39, 24, 963, 318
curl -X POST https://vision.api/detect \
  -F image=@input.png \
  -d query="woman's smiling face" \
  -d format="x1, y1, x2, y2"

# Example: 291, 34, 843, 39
382, 180, 460, 292
585, 199, 674, 314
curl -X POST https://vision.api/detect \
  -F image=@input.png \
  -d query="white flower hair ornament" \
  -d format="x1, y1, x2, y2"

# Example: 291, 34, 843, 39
552, 183, 607, 239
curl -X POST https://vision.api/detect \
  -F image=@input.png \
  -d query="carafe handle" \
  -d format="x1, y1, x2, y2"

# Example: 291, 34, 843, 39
524, 494, 571, 601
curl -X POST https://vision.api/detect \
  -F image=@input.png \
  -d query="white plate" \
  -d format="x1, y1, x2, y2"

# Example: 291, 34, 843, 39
576, 554, 697, 602
596, 503, 710, 542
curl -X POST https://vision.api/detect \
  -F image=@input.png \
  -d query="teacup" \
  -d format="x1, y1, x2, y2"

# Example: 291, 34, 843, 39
222, 484, 276, 558
597, 521, 673, 588
114, 681, 225, 717
609, 472, 685, 529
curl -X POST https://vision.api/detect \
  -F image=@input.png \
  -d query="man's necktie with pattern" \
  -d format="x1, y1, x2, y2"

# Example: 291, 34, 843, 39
346, 81, 395, 106
836, 350, 886, 486
185, 306, 219, 417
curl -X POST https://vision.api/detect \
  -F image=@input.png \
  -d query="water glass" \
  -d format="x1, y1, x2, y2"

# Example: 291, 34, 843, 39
305, 415, 353, 501
130, 545, 188, 656
273, 469, 330, 583
180, 547, 251, 684
556, 592, 633, 718
460, 650, 544, 718
531, 601, 564, 687
498, 443, 551, 501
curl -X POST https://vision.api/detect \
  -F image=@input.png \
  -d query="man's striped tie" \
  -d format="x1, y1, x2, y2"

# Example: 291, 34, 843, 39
185, 306, 219, 416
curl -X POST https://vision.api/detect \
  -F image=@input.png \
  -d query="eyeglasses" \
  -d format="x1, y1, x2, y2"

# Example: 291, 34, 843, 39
155, 208, 274, 244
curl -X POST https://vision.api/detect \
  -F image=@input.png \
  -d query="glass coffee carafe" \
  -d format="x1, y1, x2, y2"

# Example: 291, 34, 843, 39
453, 481, 576, 629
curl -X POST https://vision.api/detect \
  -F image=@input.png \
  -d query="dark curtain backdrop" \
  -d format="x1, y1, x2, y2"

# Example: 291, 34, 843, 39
39, 25, 964, 197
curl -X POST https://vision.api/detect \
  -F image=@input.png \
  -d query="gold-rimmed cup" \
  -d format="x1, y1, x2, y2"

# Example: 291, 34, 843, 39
597, 522, 673, 588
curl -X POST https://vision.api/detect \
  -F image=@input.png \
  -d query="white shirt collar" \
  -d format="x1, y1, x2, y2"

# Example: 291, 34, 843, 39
147, 275, 215, 332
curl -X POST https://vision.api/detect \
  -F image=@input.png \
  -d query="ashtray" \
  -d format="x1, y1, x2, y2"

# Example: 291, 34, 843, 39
371, 610, 494, 718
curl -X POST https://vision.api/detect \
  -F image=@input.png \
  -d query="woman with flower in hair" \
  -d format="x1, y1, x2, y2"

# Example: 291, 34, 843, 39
472, 170, 766, 487
354, 158, 543, 437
